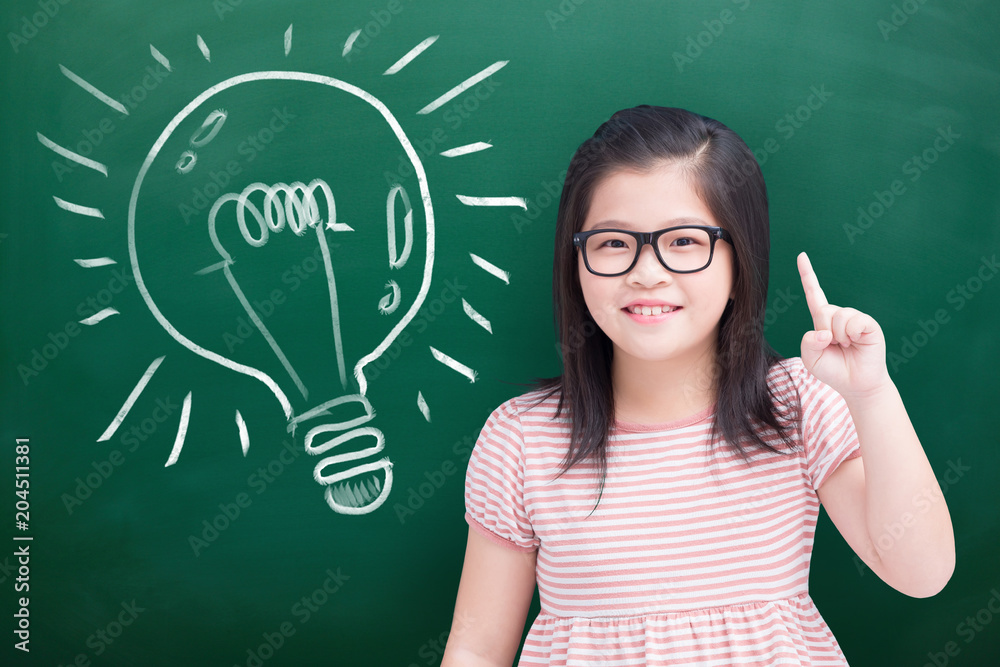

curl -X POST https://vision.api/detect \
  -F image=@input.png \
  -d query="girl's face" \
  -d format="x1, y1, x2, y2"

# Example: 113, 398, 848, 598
577, 163, 735, 370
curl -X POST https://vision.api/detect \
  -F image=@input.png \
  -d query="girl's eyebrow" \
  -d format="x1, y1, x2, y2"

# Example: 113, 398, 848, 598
588, 216, 710, 230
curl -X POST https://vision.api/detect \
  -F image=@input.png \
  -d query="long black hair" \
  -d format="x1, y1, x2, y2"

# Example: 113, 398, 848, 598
531, 105, 800, 510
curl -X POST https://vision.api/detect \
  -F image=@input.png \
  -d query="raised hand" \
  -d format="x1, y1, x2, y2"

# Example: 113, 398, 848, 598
797, 252, 891, 401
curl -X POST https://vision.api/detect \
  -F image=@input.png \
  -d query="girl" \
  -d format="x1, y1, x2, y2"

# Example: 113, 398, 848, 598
441, 106, 954, 666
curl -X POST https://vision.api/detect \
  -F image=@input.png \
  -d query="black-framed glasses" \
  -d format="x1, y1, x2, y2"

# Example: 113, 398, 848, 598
573, 225, 732, 277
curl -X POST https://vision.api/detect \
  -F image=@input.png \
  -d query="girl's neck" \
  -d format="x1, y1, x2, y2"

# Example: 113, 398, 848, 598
611, 347, 718, 425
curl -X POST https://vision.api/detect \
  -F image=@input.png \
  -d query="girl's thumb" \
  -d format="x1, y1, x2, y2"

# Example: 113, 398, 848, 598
802, 329, 832, 354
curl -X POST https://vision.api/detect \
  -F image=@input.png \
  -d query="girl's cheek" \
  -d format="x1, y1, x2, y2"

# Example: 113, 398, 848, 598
589, 306, 610, 328
594, 298, 620, 328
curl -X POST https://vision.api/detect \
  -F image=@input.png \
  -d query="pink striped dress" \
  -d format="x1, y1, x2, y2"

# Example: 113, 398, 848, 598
464, 356, 862, 666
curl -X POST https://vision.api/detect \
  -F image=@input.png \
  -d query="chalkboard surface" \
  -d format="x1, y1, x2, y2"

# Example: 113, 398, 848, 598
2, 1, 999, 665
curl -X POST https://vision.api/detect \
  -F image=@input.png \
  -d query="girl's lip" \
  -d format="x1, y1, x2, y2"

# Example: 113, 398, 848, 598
622, 306, 682, 324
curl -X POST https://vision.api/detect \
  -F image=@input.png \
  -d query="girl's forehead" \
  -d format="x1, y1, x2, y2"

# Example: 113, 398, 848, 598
582, 167, 716, 230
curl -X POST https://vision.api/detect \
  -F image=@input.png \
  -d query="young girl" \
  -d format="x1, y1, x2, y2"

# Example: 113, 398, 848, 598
441, 106, 954, 666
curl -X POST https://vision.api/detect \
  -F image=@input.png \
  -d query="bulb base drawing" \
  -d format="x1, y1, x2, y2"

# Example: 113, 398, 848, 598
301, 394, 393, 515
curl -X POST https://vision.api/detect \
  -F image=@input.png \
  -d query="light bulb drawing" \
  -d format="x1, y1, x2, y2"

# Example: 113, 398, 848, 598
128, 72, 435, 515
41, 24, 527, 519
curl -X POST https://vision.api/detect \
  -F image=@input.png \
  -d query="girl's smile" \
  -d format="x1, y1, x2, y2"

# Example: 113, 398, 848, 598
622, 299, 682, 324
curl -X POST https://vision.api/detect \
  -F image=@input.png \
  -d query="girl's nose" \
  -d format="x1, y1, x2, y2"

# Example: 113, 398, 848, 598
627, 244, 672, 286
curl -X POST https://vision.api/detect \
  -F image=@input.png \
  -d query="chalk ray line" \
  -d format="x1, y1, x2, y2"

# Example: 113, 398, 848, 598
236, 410, 249, 456
59, 64, 128, 115
429, 346, 477, 382
149, 44, 172, 71
196, 35, 211, 61
284, 24, 293, 56
97, 356, 165, 442
469, 253, 510, 284
343, 29, 361, 57
384, 35, 438, 75
417, 60, 508, 115
37, 132, 108, 176
417, 391, 431, 422
53, 196, 104, 219
164, 391, 193, 467
456, 195, 526, 209
462, 299, 492, 333
440, 141, 492, 157
74, 257, 116, 268
80, 308, 119, 326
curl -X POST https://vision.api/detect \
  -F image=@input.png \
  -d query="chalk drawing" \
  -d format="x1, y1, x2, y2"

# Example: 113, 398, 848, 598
343, 29, 361, 57
417, 60, 507, 115
97, 356, 165, 442
297, 394, 392, 514
236, 410, 249, 456
417, 391, 430, 422
37, 132, 108, 176
310, 426, 392, 515
386, 184, 413, 269
384, 36, 438, 75
45, 23, 523, 515
79, 308, 119, 326
53, 196, 103, 219
175, 109, 229, 175
462, 299, 492, 333
429, 346, 477, 382
150, 44, 172, 72
175, 151, 196, 174
59, 64, 128, 115
189, 109, 228, 147
456, 194, 527, 209
379, 280, 402, 315
196, 35, 211, 62
74, 258, 117, 268
469, 252, 510, 284
164, 391, 192, 467
440, 141, 492, 157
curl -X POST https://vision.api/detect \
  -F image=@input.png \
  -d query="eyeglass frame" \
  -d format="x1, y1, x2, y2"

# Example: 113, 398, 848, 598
572, 225, 733, 277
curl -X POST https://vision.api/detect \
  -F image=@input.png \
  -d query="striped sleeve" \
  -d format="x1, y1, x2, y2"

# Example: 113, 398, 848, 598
464, 397, 539, 553
795, 358, 863, 490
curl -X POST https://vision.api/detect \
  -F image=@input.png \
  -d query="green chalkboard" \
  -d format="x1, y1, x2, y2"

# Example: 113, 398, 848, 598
2, 0, 999, 665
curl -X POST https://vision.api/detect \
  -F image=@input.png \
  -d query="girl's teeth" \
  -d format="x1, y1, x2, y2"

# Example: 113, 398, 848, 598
630, 305, 676, 315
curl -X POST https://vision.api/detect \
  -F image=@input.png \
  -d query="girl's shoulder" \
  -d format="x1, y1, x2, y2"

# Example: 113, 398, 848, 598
766, 355, 852, 414
766, 355, 809, 391
484, 383, 566, 428
763, 356, 814, 415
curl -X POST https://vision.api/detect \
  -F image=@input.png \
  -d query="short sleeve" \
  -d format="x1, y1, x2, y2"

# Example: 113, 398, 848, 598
793, 358, 863, 490
464, 397, 539, 553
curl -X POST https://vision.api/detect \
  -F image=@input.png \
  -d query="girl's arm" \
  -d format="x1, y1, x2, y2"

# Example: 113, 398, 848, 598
817, 381, 955, 597
441, 527, 537, 667
796, 251, 954, 598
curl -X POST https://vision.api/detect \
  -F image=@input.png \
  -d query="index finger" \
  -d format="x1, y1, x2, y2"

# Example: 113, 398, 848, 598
797, 251, 830, 327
